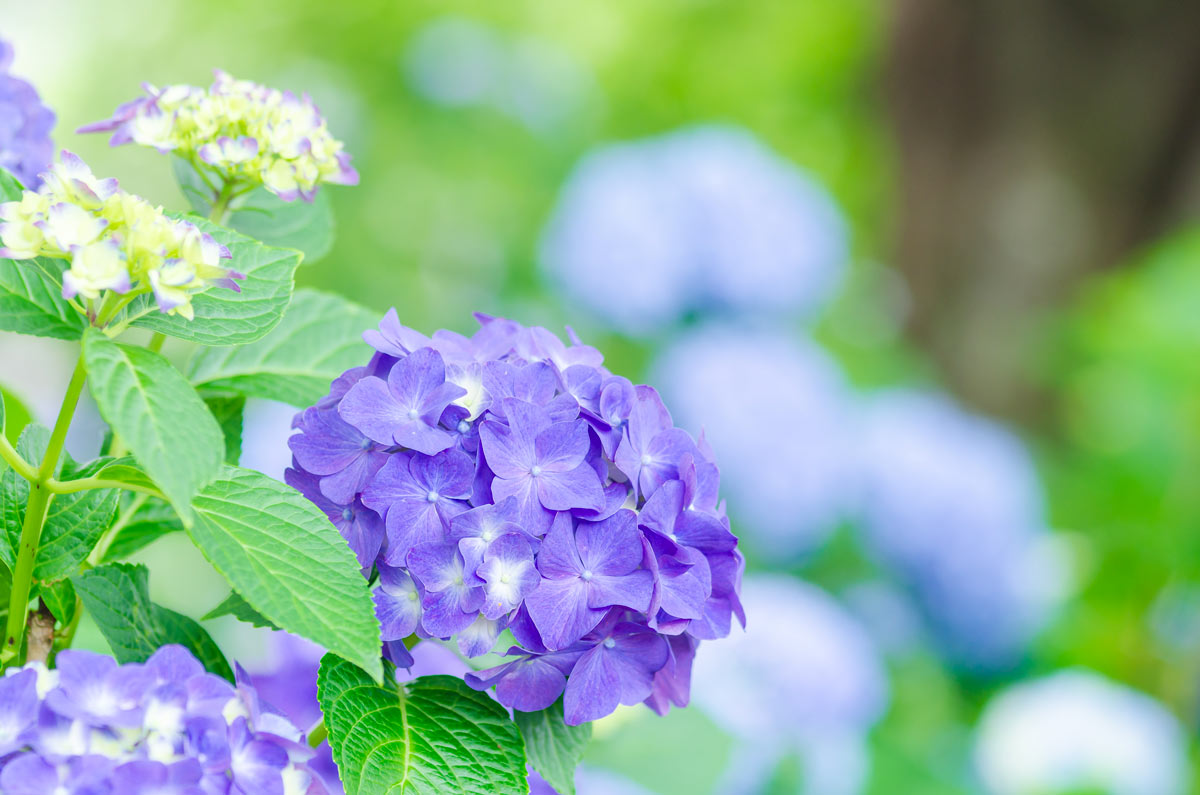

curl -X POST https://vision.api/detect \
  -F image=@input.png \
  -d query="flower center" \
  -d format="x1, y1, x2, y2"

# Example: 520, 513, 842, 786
530, 465, 543, 477
426, 491, 439, 503
482, 529, 495, 542
457, 420, 470, 434
341, 507, 354, 522
603, 638, 616, 649
581, 570, 593, 582
640, 454, 652, 466
407, 591, 418, 601
500, 574, 510, 584
359, 438, 372, 450
407, 408, 419, 420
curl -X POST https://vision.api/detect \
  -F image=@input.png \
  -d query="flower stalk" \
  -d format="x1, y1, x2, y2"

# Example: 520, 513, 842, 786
2, 352, 87, 666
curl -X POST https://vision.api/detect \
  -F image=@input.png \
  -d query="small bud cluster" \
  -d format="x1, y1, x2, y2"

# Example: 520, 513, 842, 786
0, 646, 324, 794
286, 313, 744, 725
0, 151, 242, 319
80, 70, 358, 202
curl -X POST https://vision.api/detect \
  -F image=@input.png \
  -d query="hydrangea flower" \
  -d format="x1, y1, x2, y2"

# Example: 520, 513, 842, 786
652, 324, 857, 557
854, 389, 1067, 673
286, 311, 744, 725
79, 70, 357, 202
974, 670, 1189, 795
692, 576, 888, 795
0, 645, 325, 794
539, 125, 848, 334
0, 150, 243, 319
0, 40, 55, 189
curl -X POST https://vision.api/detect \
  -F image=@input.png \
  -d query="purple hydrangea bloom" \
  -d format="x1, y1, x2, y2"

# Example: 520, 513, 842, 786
0, 646, 325, 794
0, 41, 55, 189
854, 389, 1065, 673
539, 125, 847, 334
286, 313, 743, 724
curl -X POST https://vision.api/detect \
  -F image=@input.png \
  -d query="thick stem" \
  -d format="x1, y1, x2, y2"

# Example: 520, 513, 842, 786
25, 602, 55, 665
209, 180, 239, 226
2, 354, 87, 667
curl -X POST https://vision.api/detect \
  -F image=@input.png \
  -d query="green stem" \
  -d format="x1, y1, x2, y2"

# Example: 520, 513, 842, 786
209, 180, 239, 225
2, 353, 88, 667
307, 719, 328, 748
147, 332, 166, 354
44, 476, 163, 499
0, 433, 37, 481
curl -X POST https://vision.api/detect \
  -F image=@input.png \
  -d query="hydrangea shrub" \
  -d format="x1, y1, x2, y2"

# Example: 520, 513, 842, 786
287, 311, 744, 725
0, 54, 743, 795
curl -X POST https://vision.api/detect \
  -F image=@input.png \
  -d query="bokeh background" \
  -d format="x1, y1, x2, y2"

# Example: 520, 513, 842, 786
4, 1, 1200, 793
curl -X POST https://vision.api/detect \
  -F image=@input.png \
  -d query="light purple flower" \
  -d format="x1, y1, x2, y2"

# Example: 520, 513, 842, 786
374, 563, 423, 641
465, 646, 585, 713
563, 617, 669, 725
480, 398, 605, 534
614, 386, 696, 500
289, 406, 387, 505
339, 347, 466, 455
477, 533, 541, 620
524, 511, 653, 650
407, 542, 485, 638
362, 449, 473, 563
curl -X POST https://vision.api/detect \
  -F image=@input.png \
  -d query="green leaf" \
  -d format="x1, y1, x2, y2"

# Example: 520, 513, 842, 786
202, 590, 278, 629
187, 288, 377, 407
153, 604, 234, 681
0, 168, 87, 341
83, 330, 224, 522
317, 659, 528, 795
189, 466, 380, 680
173, 157, 334, 264
0, 256, 87, 341
128, 217, 301, 345
203, 395, 245, 465
101, 497, 182, 561
72, 563, 163, 662
72, 562, 232, 680
34, 457, 120, 582
0, 384, 33, 445
36, 578, 76, 626
515, 698, 591, 795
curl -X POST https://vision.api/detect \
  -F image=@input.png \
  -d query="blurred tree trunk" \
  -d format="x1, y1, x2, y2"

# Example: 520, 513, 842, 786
886, 0, 1200, 422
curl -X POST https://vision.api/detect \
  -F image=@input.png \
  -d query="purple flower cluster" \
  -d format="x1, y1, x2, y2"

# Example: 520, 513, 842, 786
286, 312, 744, 725
0, 646, 325, 795
0, 40, 55, 189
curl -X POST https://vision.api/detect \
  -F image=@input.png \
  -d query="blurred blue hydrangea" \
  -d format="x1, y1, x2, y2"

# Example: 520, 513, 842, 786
854, 390, 1066, 673
404, 17, 593, 134
692, 576, 888, 795
540, 125, 848, 335
973, 670, 1189, 795
0, 40, 55, 188
653, 324, 857, 556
